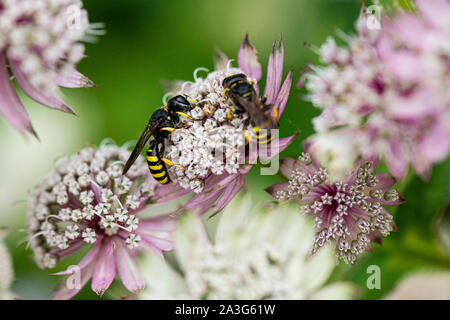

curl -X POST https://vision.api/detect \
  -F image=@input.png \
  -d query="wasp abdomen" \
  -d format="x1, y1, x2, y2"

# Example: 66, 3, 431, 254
146, 145, 171, 185
246, 126, 273, 145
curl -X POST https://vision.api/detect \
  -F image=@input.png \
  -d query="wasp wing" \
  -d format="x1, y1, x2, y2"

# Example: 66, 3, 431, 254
232, 89, 278, 129
122, 119, 161, 175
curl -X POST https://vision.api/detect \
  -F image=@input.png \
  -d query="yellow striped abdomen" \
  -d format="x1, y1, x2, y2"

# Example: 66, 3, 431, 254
146, 146, 171, 184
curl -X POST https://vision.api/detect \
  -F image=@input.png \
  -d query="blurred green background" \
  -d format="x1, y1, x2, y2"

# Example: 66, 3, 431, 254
0, 0, 448, 300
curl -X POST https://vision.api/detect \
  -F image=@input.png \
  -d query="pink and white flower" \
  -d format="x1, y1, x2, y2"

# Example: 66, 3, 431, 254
27, 143, 175, 299
0, 229, 14, 300
266, 151, 404, 264
0, 0, 101, 138
141, 193, 356, 299
153, 34, 298, 216
303, 1, 450, 179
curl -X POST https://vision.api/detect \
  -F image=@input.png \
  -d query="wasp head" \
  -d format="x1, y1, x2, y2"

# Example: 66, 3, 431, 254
167, 94, 193, 112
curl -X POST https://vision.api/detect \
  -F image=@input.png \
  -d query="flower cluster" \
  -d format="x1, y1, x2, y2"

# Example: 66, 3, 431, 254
154, 34, 296, 216
27, 143, 176, 299
303, 0, 450, 179
0, 0, 99, 137
267, 152, 404, 264
140, 194, 356, 299
166, 65, 251, 193
0, 230, 14, 300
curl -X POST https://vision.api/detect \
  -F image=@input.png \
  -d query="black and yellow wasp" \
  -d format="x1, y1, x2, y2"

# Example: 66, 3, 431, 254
122, 95, 194, 184
222, 73, 278, 144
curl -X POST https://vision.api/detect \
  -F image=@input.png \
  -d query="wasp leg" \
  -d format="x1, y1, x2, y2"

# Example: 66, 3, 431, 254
261, 94, 268, 105
160, 127, 175, 132
244, 129, 253, 143
176, 112, 193, 120
227, 106, 236, 124
158, 142, 184, 168
272, 106, 278, 120
223, 88, 230, 100
161, 158, 184, 168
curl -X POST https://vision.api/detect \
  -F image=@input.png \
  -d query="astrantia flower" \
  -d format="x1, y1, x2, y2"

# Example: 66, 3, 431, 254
154, 34, 297, 216
140, 194, 356, 299
0, 229, 15, 300
302, 1, 450, 179
0, 0, 101, 137
266, 152, 405, 264
27, 143, 176, 299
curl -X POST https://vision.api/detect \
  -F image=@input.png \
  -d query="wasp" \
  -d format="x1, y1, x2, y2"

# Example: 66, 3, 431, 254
122, 95, 194, 184
222, 73, 278, 144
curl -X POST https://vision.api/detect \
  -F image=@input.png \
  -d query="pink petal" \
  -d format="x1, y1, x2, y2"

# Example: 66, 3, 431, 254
417, 0, 450, 30
239, 164, 253, 175
272, 68, 293, 120
419, 120, 450, 163
237, 33, 262, 81
9, 59, 76, 115
214, 47, 229, 70
382, 49, 423, 83
258, 132, 299, 162
137, 216, 176, 251
50, 263, 95, 300
91, 240, 116, 297
211, 175, 245, 217
279, 157, 299, 179
114, 238, 146, 293
153, 183, 191, 204
196, 189, 225, 216
265, 182, 289, 199
264, 37, 284, 104
374, 173, 396, 191
51, 237, 103, 276
368, 193, 406, 206
55, 65, 96, 88
203, 172, 241, 192
184, 188, 224, 213
384, 14, 427, 50
0, 53, 37, 137
51, 239, 87, 259
385, 138, 408, 178
410, 152, 431, 180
